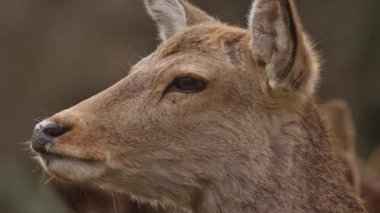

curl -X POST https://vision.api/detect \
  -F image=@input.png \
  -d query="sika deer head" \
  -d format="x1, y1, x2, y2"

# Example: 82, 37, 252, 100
31, 0, 322, 211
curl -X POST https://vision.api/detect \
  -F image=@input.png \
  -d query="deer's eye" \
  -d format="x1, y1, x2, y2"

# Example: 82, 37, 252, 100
167, 76, 207, 93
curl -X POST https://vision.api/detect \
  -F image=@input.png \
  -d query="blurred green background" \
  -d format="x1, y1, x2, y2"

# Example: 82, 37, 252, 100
0, 0, 379, 212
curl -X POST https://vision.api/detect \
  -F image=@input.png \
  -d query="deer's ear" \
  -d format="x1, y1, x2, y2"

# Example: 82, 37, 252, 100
248, 0, 319, 95
144, 0, 215, 41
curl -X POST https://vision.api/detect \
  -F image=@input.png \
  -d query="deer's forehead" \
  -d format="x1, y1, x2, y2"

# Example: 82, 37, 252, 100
156, 25, 249, 59
129, 25, 254, 82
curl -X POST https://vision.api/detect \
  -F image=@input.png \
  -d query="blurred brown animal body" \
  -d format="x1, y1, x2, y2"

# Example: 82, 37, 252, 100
320, 100, 361, 193
321, 100, 380, 213
31, 0, 365, 212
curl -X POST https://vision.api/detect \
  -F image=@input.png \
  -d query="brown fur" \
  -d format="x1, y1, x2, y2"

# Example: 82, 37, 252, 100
31, 0, 365, 212
320, 100, 361, 193
50, 181, 160, 213
361, 161, 380, 213
320, 100, 380, 213
360, 147, 380, 212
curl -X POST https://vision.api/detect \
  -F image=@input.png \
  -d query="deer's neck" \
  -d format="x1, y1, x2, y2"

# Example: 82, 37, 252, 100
190, 104, 364, 213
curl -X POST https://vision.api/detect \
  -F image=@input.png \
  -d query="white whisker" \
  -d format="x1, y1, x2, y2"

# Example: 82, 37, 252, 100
32, 166, 41, 173
45, 176, 55, 184
111, 192, 118, 213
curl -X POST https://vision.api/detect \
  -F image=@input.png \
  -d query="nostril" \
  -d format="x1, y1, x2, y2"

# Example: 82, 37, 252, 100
32, 119, 70, 153
41, 120, 70, 138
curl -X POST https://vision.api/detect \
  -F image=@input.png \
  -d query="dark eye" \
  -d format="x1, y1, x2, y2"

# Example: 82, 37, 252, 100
166, 76, 207, 93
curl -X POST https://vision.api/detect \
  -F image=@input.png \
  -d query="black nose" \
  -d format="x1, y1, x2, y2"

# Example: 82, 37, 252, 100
31, 119, 70, 153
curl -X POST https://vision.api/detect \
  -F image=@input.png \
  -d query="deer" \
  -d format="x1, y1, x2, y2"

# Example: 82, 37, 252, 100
48, 100, 365, 213
50, 99, 375, 213
321, 100, 380, 213
320, 100, 361, 193
30, 0, 366, 212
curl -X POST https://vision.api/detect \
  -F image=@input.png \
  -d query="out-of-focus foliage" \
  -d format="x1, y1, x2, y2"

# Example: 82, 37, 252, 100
0, 0, 379, 212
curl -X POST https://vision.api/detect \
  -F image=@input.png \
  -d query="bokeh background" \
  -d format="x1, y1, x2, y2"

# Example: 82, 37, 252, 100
1, 0, 379, 212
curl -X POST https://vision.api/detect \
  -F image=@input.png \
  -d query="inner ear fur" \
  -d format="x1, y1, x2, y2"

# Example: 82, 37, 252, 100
249, 0, 320, 97
144, 0, 216, 41
179, 0, 215, 25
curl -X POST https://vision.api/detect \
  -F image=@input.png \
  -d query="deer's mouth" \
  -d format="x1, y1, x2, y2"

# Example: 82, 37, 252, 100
35, 150, 107, 182
38, 151, 102, 164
